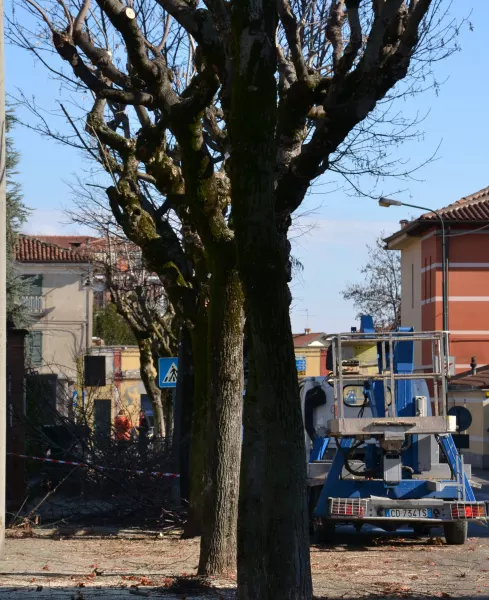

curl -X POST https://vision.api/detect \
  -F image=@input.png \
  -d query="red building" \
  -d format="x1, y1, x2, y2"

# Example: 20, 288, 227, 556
385, 187, 489, 374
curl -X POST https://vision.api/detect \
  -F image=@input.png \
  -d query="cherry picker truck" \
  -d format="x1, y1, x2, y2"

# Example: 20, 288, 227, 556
304, 317, 487, 545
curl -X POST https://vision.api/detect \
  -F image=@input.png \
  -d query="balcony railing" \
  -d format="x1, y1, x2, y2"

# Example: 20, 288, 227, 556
22, 295, 44, 313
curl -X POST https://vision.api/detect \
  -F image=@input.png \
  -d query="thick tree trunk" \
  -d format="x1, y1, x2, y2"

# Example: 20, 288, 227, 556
183, 313, 209, 538
174, 325, 194, 503
198, 251, 244, 576
237, 325, 266, 599
162, 388, 174, 453
138, 337, 165, 439
244, 276, 311, 600
230, 3, 312, 597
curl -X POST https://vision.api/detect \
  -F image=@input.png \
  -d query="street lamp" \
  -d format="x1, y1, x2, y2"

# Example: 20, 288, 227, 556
378, 197, 448, 341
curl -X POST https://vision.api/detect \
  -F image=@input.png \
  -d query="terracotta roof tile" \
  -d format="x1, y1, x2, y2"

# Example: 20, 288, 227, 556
420, 186, 489, 222
34, 236, 142, 256
35, 235, 99, 249
448, 364, 489, 390
15, 235, 90, 263
293, 332, 327, 347
385, 186, 489, 247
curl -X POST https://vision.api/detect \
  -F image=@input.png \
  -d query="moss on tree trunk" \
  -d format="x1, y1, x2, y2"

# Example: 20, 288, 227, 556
198, 249, 244, 576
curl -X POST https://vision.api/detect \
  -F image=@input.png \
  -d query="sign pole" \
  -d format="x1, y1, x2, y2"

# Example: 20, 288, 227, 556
157, 357, 179, 506
0, 0, 7, 558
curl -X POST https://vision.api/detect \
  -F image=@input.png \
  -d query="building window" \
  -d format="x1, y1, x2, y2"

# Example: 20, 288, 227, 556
27, 331, 43, 365
411, 263, 414, 309
423, 257, 427, 298
22, 274, 44, 313
84, 355, 106, 387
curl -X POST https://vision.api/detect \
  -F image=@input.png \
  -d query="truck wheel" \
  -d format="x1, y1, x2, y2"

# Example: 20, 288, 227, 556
315, 518, 336, 544
443, 521, 468, 545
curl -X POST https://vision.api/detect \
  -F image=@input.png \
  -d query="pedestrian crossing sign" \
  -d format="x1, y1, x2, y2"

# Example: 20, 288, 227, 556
158, 357, 179, 388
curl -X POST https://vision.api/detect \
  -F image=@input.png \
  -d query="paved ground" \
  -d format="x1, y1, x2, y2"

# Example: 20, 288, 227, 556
0, 471, 487, 599
1, 526, 489, 599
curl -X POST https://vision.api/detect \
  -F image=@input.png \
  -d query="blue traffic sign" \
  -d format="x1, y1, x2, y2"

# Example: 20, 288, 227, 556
158, 357, 179, 388
296, 356, 306, 372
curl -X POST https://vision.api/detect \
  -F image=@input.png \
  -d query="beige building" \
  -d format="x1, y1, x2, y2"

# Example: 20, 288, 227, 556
448, 366, 489, 469
84, 345, 149, 436
293, 330, 329, 377
15, 235, 93, 407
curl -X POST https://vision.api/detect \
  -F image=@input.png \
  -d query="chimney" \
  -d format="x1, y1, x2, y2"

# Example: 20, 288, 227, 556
305, 328, 311, 335
400, 219, 408, 229
470, 356, 477, 376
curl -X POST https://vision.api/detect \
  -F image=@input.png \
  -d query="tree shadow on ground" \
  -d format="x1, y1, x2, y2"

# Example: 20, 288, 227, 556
311, 522, 489, 551
0, 577, 236, 598
313, 596, 489, 600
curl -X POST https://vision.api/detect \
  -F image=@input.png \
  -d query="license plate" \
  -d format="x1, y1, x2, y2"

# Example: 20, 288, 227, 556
385, 508, 432, 519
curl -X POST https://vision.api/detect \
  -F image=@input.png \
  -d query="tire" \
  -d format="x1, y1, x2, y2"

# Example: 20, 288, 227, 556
443, 521, 468, 545
314, 518, 336, 544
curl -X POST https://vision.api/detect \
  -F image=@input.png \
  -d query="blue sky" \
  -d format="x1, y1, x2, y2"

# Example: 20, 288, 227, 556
6, 1, 488, 334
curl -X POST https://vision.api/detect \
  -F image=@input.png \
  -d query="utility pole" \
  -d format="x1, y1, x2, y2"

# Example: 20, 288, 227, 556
0, 0, 7, 559
379, 197, 448, 335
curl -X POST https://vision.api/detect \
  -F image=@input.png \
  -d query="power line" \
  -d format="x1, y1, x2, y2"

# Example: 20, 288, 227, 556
444, 222, 489, 237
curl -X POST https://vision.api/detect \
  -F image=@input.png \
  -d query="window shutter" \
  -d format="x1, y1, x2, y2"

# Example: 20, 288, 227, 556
27, 332, 43, 365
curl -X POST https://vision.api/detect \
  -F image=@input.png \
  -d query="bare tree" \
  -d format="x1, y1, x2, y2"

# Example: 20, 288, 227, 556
65, 179, 209, 538
342, 235, 401, 330
89, 234, 178, 446
8, 0, 461, 594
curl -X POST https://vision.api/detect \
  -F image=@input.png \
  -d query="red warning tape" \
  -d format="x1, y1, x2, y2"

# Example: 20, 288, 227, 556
7, 453, 180, 478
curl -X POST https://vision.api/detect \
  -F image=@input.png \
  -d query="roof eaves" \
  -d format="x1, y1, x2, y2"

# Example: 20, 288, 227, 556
16, 235, 91, 264
449, 364, 489, 383
384, 217, 489, 248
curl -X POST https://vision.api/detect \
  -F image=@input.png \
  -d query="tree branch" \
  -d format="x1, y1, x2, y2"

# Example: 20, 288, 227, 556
59, 102, 100, 163
53, 31, 155, 106
277, 0, 308, 81
154, 0, 224, 72
155, 14, 172, 53
336, 0, 362, 77
24, 0, 56, 32
74, 0, 91, 34
325, 0, 345, 73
